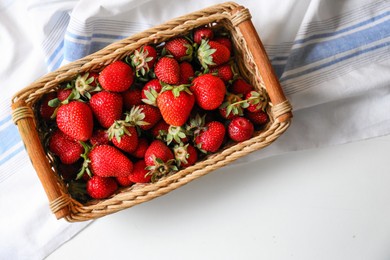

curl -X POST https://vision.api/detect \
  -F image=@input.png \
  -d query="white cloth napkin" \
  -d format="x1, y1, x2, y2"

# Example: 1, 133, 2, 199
0, 0, 389, 259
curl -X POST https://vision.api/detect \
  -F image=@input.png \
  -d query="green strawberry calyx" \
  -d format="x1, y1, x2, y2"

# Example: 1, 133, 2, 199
173, 143, 190, 166
146, 156, 178, 182
197, 39, 216, 70
160, 82, 192, 98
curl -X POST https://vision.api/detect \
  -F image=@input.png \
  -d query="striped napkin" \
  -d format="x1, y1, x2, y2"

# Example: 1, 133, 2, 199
0, 0, 389, 258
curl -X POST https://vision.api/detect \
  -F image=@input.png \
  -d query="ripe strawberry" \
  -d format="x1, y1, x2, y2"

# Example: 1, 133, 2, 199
107, 120, 139, 153
39, 92, 57, 121
56, 101, 93, 141
89, 129, 110, 146
141, 79, 162, 106
245, 110, 269, 125
230, 79, 254, 96
144, 140, 177, 182
98, 61, 134, 92
173, 144, 198, 168
179, 62, 195, 84
210, 63, 234, 83
116, 176, 133, 187
122, 88, 142, 110
89, 91, 123, 128
128, 160, 151, 183
214, 37, 232, 52
151, 120, 169, 139
49, 130, 83, 164
89, 144, 133, 177
87, 176, 118, 199
197, 40, 230, 69
194, 121, 225, 153
165, 37, 193, 61
190, 74, 226, 110
228, 117, 254, 142
157, 85, 195, 126
57, 89, 73, 102
131, 45, 157, 77
193, 27, 214, 44
155, 57, 180, 85
144, 140, 175, 167
245, 90, 268, 112
130, 137, 149, 159
127, 104, 161, 130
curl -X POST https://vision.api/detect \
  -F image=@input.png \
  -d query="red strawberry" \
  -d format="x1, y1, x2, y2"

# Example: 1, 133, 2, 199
90, 129, 110, 146
195, 121, 225, 153
127, 104, 161, 130
197, 40, 230, 69
230, 79, 254, 96
210, 63, 234, 83
173, 144, 198, 168
39, 92, 57, 121
165, 37, 193, 61
131, 45, 157, 77
130, 137, 149, 159
141, 79, 162, 106
193, 27, 214, 44
98, 61, 134, 92
144, 140, 176, 182
87, 176, 118, 199
245, 90, 268, 112
107, 121, 139, 153
157, 85, 195, 126
56, 101, 93, 141
144, 140, 175, 167
179, 62, 195, 84
49, 130, 83, 164
228, 117, 254, 142
89, 145, 133, 177
190, 74, 226, 110
214, 37, 232, 52
116, 176, 133, 187
154, 57, 180, 85
245, 110, 269, 125
151, 120, 169, 139
122, 88, 142, 110
89, 91, 123, 128
57, 89, 73, 102
128, 160, 151, 183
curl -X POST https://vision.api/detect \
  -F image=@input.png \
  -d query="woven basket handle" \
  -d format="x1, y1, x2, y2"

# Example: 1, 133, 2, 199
231, 6, 292, 123
11, 100, 69, 219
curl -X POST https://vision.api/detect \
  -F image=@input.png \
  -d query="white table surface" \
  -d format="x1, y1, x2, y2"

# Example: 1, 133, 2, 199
47, 134, 390, 260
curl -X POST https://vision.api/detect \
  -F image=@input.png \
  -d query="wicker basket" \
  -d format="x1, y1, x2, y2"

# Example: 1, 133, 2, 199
11, 2, 292, 222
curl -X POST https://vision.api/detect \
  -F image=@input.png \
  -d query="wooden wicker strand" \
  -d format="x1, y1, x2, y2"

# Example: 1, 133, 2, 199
50, 194, 71, 214
11, 101, 70, 219
230, 7, 251, 27
271, 100, 293, 121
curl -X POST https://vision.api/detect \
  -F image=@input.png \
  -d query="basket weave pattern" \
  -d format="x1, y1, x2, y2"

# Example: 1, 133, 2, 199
11, 2, 292, 222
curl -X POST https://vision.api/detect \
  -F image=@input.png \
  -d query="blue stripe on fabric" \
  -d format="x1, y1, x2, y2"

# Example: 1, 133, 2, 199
285, 19, 390, 71
66, 31, 128, 41
47, 40, 64, 66
0, 115, 11, 125
0, 123, 21, 154
271, 64, 286, 79
280, 41, 390, 82
0, 145, 24, 165
295, 10, 390, 45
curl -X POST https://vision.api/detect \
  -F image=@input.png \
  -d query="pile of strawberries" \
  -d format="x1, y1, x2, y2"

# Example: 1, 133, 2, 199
37, 25, 269, 201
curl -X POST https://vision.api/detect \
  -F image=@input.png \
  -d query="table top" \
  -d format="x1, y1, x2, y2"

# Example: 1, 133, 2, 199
47, 134, 390, 260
